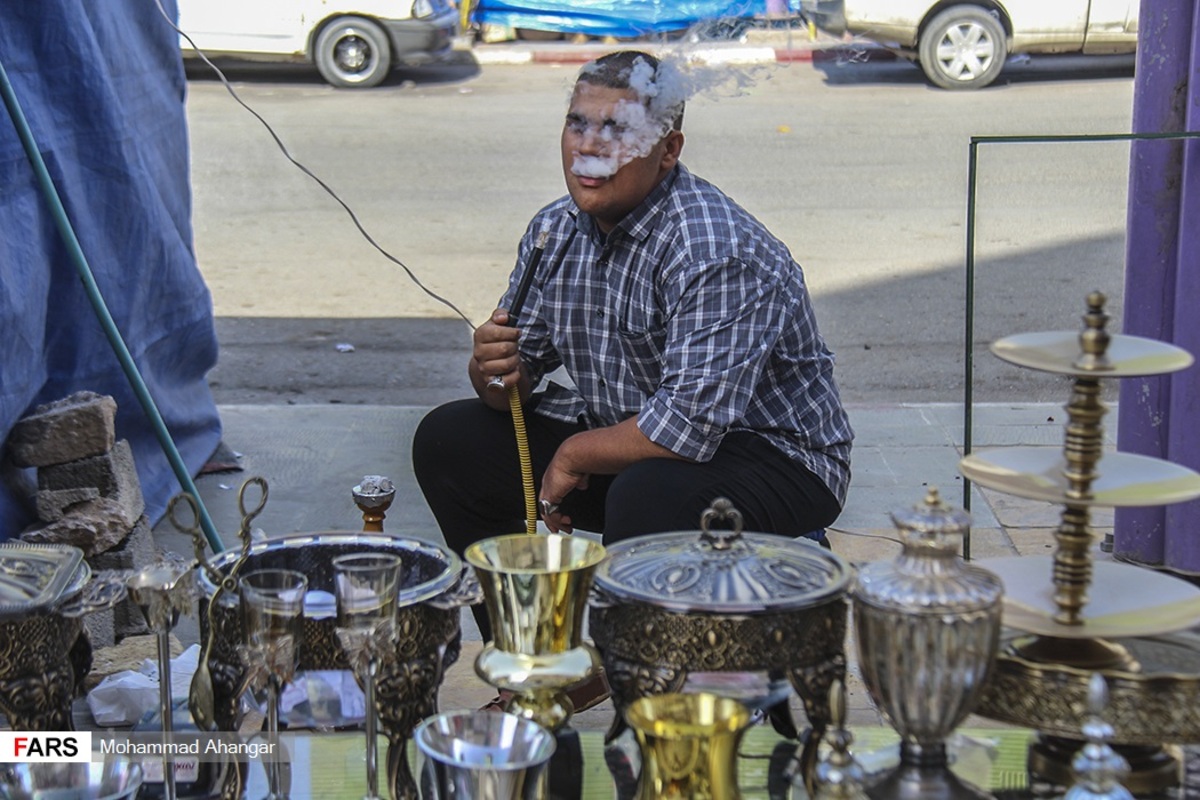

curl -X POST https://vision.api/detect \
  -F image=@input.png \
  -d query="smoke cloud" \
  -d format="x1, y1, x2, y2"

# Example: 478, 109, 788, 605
569, 50, 761, 179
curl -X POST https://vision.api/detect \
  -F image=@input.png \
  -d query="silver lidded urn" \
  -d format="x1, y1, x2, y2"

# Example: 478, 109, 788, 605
853, 488, 1004, 800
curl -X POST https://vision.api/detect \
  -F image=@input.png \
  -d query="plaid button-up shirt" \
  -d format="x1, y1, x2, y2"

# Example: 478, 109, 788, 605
500, 164, 853, 505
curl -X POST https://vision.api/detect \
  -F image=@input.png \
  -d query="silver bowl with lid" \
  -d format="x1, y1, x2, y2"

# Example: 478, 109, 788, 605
587, 499, 853, 790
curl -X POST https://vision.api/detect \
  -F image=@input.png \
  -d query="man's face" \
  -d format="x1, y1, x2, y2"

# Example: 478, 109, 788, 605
561, 81, 682, 234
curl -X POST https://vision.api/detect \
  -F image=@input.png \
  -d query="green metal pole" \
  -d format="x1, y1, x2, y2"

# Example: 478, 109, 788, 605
962, 138, 979, 561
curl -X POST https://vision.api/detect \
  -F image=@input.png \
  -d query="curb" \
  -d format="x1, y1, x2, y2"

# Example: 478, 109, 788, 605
469, 42, 898, 67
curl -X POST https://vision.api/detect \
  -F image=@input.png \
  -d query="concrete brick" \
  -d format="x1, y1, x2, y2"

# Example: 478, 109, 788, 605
83, 607, 116, 650
21, 497, 139, 556
35, 487, 101, 522
89, 515, 155, 571
38, 440, 145, 523
7, 392, 117, 468
87, 517, 157, 641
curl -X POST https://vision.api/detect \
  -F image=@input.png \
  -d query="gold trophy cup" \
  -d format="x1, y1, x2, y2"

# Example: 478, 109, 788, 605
625, 692, 752, 800
466, 533, 606, 731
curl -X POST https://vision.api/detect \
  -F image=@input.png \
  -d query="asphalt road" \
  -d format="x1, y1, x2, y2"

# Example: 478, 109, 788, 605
186, 48, 1138, 406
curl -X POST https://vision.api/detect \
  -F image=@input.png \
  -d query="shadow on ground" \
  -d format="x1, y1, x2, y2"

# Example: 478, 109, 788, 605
208, 231, 1126, 407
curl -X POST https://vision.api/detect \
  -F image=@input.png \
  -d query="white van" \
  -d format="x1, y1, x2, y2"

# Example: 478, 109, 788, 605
801, 0, 1138, 89
178, 0, 459, 88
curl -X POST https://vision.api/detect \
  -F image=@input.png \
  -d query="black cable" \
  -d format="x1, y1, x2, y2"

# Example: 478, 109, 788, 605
154, 0, 476, 330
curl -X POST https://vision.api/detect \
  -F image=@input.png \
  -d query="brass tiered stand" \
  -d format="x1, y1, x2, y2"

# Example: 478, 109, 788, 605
961, 292, 1200, 794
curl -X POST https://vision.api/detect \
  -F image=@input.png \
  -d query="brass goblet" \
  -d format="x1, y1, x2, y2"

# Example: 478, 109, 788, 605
239, 569, 308, 800
625, 692, 752, 800
467, 534, 606, 732
333, 552, 403, 800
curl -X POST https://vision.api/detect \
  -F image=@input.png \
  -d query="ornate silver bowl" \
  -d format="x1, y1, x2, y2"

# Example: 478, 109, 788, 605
587, 499, 853, 791
195, 532, 480, 800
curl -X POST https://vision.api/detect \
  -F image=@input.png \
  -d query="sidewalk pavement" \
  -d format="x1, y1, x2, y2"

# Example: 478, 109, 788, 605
150, 400, 1097, 729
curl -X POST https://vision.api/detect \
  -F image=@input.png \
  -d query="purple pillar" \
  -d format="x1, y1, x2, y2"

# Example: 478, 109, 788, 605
1116, 0, 1200, 573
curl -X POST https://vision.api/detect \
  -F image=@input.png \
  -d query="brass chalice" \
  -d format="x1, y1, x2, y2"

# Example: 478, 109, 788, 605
466, 534, 606, 732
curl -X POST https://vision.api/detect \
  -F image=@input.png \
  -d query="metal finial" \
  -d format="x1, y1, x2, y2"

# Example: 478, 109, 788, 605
1063, 673, 1134, 800
813, 679, 869, 800
1075, 291, 1113, 372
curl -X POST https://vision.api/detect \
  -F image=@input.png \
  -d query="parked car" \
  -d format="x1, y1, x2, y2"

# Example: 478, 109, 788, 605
177, 0, 459, 88
800, 0, 1138, 89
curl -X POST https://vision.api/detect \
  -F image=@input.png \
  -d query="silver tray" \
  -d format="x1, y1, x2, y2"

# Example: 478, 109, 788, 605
0, 542, 86, 619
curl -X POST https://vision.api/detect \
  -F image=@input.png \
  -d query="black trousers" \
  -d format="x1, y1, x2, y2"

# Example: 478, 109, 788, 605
412, 398, 842, 638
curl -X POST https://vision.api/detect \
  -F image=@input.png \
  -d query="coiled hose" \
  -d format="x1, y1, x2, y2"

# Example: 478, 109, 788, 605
508, 385, 537, 534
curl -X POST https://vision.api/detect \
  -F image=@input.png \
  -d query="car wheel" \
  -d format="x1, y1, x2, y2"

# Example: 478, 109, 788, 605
314, 17, 392, 88
918, 6, 1007, 90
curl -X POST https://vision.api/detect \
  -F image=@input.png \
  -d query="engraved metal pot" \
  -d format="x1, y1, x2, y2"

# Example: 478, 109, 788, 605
853, 488, 1003, 800
588, 498, 853, 793
0, 542, 127, 731
195, 532, 482, 800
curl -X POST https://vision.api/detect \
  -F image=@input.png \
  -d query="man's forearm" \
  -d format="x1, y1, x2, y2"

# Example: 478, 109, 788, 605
556, 416, 684, 475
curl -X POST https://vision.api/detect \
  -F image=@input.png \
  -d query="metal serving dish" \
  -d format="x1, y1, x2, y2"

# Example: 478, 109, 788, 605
0, 756, 143, 800
587, 499, 853, 788
0, 542, 87, 620
195, 531, 481, 800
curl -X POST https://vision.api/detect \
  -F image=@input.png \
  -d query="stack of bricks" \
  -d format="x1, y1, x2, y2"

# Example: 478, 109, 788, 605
7, 391, 154, 646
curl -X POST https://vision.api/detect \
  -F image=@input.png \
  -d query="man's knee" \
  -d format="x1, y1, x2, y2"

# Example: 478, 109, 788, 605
604, 460, 713, 538
414, 400, 495, 467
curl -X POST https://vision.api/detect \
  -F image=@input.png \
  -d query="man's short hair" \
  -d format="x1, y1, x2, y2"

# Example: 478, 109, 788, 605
578, 50, 685, 131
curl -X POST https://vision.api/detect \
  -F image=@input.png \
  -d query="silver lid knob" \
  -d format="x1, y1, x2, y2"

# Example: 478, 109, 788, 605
1064, 673, 1134, 800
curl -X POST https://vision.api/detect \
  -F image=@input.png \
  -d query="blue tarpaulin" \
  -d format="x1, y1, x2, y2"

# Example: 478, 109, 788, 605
0, 1, 222, 538
473, 0, 769, 37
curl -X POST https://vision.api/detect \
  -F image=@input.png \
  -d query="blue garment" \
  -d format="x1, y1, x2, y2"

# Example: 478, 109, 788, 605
0, 1, 221, 537
500, 163, 853, 505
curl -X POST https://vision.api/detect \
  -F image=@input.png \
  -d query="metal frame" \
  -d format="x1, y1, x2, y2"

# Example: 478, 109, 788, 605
961, 130, 1200, 559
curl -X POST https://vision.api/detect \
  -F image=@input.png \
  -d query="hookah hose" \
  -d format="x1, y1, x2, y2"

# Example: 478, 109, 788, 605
498, 231, 549, 534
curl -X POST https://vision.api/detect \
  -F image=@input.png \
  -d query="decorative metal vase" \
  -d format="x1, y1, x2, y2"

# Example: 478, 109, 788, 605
467, 533, 606, 732
624, 692, 752, 800
413, 710, 556, 799
853, 488, 1003, 800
